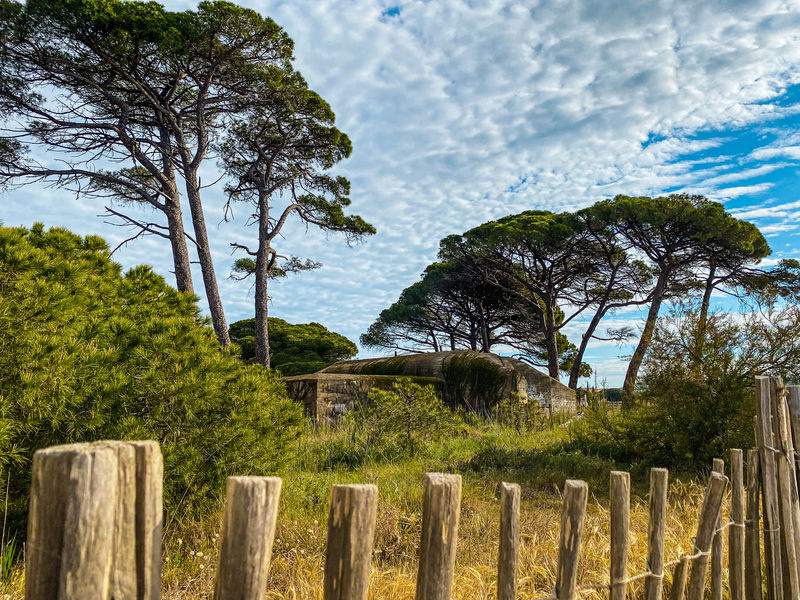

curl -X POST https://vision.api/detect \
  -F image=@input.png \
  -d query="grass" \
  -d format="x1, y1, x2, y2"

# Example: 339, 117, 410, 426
0, 414, 723, 599
156, 418, 715, 599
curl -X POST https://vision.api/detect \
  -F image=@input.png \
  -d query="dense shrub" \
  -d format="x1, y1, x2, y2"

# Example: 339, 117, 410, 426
229, 317, 357, 374
441, 352, 509, 412
0, 225, 304, 533
314, 380, 459, 469
570, 304, 760, 469
492, 393, 549, 433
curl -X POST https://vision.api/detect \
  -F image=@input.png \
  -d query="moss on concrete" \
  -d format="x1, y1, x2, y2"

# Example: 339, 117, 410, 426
441, 351, 510, 413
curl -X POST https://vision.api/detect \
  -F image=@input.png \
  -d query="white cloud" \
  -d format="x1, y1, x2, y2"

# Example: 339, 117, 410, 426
752, 145, 800, 160
3, 0, 800, 385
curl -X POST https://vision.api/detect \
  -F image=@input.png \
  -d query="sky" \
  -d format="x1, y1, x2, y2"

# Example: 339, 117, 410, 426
3, 0, 800, 387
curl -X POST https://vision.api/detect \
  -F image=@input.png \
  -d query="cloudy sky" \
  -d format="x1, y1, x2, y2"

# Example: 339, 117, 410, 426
3, 0, 800, 386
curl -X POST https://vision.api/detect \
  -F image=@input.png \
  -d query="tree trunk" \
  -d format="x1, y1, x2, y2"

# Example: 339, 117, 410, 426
479, 304, 490, 352
544, 301, 560, 379
621, 272, 669, 407
693, 262, 716, 368
184, 174, 230, 346
254, 254, 270, 368
158, 125, 193, 295
164, 197, 194, 295
254, 197, 271, 368
568, 308, 606, 389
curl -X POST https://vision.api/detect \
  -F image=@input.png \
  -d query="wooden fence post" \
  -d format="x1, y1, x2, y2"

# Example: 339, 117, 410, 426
769, 376, 800, 599
669, 556, 690, 600
772, 377, 800, 582
26, 443, 119, 600
324, 484, 379, 600
415, 473, 461, 600
710, 458, 725, 600
555, 480, 588, 600
214, 476, 282, 600
610, 472, 629, 600
729, 449, 745, 600
497, 482, 521, 600
787, 386, 800, 489
756, 375, 784, 600
646, 468, 668, 600
133, 441, 164, 600
745, 448, 763, 600
686, 471, 728, 600
95, 440, 163, 600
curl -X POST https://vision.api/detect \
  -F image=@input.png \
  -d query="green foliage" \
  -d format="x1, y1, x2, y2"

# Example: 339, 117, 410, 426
491, 393, 548, 434
228, 317, 357, 374
367, 380, 458, 455
441, 352, 509, 413
570, 303, 763, 469
316, 380, 459, 469
0, 536, 17, 582
0, 224, 304, 534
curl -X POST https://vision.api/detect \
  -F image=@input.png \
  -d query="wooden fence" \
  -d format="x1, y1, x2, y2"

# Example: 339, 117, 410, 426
21, 375, 800, 599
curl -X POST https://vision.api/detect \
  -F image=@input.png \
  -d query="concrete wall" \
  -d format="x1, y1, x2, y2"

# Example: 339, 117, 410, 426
285, 350, 578, 421
283, 373, 443, 424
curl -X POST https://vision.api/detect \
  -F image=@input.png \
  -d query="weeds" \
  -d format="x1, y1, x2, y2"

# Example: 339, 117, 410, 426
0, 408, 720, 599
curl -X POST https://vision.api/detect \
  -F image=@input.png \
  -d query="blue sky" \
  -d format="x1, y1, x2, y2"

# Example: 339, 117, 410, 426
3, 0, 800, 386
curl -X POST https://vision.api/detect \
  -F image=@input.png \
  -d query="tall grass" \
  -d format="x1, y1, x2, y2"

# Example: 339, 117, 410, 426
157, 417, 714, 599
0, 414, 722, 599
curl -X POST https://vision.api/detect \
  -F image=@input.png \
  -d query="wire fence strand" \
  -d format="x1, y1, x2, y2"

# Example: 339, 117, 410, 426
529, 519, 745, 600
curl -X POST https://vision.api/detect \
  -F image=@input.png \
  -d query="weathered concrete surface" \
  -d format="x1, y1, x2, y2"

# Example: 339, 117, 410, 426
283, 373, 443, 423
286, 351, 577, 422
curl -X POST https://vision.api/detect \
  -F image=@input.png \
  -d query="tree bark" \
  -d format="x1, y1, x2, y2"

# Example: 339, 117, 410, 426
184, 174, 230, 346
621, 272, 669, 407
479, 304, 490, 352
544, 300, 560, 379
568, 306, 606, 389
254, 198, 271, 368
164, 199, 194, 294
156, 124, 193, 295
693, 262, 716, 368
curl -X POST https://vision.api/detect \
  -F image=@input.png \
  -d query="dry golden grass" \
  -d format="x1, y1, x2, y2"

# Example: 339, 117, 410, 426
156, 476, 713, 600
0, 425, 730, 599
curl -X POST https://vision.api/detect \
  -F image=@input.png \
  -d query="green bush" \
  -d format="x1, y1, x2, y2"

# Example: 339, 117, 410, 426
492, 393, 548, 433
570, 305, 756, 470
0, 224, 304, 533
441, 352, 508, 413
229, 317, 357, 374
313, 379, 459, 468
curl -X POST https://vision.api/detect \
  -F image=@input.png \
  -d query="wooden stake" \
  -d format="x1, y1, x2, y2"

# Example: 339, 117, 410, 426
610, 472, 630, 600
711, 458, 725, 600
97, 440, 163, 600
745, 448, 763, 600
646, 468, 668, 600
324, 484, 379, 600
214, 476, 282, 600
26, 443, 119, 600
669, 556, 690, 600
415, 473, 461, 600
728, 449, 745, 600
133, 441, 163, 600
555, 480, 588, 600
756, 375, 784, 600
769, 376, 800, 599
773, 378, 800, 583
686, 471, 728, 600
497, 482, 521, 600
